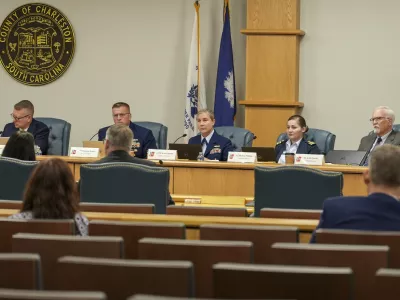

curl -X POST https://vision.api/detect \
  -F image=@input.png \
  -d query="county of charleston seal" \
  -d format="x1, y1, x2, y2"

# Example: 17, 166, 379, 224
0, 3, 75, 86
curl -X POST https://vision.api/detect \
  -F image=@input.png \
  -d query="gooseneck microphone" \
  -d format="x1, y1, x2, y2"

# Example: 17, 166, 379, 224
242, 135, 257, 148
89, 132, 99, 141
173, 133, 187, 144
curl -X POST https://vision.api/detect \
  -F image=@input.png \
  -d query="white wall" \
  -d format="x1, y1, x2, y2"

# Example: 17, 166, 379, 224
300, 0, 400, 149
0, 0, 247, 148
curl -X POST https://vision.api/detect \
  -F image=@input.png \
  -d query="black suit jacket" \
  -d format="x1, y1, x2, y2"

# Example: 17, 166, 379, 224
93, 150, 174, 205
2, 118, 50, 154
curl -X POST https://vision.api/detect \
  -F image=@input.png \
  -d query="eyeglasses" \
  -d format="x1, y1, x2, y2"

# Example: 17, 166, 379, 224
112, 113, 130, 118
369, 117, 390, 123
10, 113, 30, 121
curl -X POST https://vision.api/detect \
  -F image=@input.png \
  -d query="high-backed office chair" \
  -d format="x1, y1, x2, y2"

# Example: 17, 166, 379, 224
0, 157, 38, 200
254, 166, 343, 217
277, 128, 336, 154
393, 124, 400, 131
135, 122, 168, 149
80, 163, 170, 214
214, 126, 255, 151
36, 118, 71, 156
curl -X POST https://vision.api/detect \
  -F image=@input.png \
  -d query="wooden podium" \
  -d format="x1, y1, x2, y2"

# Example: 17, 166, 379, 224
240, 0, 304, 147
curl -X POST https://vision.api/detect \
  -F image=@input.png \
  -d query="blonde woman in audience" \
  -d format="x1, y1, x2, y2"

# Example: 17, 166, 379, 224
9, 158, 88, 236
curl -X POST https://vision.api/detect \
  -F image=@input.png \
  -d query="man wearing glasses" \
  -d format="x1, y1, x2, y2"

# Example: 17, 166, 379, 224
358, 106, 400, 162
98, 102, 157, 158
1, 100, 49, 154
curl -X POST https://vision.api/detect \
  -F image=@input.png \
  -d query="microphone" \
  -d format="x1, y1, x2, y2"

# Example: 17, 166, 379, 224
0, 131, 3, 135
159, 160, 164, 165
173, 133, 187, 144
242, 135, 257, 148
89, 132, 99, 141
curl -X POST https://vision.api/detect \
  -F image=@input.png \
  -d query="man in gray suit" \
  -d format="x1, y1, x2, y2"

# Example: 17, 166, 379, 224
358, 106, 400, 164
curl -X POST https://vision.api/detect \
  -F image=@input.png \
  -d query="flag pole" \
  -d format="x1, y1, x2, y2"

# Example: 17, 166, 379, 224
195, 1, 201, 111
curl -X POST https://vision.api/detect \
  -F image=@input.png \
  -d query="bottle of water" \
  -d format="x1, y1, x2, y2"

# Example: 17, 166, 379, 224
34, 145, 42, 156
197, 152, 204, 161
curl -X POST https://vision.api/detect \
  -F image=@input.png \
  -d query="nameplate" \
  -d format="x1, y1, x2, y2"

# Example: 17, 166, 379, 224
147, 149, 177, 161
295, 154, 325, 166
184, 198, 202, 204
69, 147, 99, 158
0, 145, 4, 155
227, 152, 257, 163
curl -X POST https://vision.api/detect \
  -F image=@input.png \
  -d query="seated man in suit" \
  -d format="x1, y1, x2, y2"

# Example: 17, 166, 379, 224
188, 109, 234, 161
358, 106, 400, 165
95, 124, 174, 205
1, 100, 49, 154
98, 102, 157, 158
310, 144, 400, 243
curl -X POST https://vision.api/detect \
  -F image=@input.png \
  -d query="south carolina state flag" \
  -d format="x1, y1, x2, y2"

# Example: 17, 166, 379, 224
214, 0, 236, 127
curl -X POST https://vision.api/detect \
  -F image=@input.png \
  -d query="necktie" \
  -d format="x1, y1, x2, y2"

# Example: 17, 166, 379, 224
376, 137, 382, 145
201, 138, 208, 154
201, 138, 208, 146
363, 137, 383, 166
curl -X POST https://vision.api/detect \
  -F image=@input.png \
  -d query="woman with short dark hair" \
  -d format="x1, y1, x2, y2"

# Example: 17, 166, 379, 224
2, 131, 36, 161
275, 115, 321, 163
9, 158, 88, 236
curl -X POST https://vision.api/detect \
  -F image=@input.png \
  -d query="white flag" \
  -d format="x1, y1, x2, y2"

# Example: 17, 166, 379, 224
184, 1, 206, 143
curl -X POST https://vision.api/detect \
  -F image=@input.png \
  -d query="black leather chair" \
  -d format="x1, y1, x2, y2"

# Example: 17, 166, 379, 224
0, 157, 38, 200
214, 126, 255, 151
135, 122, 168, 149
36, 117, 71, 156
80, 163, 170, 214
277, 128, 336, 154
393, 124, 400, 131
254, 166, 343, 217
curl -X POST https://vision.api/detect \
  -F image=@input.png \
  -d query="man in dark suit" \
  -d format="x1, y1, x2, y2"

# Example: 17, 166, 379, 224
358, 106, 400, 163
310, 144, 400, 243
98, 102, 157, 158
95, 124, 174, 205
1, 100, 49, 154
188, 109, 234, 161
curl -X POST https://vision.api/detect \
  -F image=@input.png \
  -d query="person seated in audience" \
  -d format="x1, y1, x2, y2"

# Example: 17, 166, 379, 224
188, 109, 234, 161
97, 102, 157, 158
9, 158, 88, 236
1, 131, 36, 161
358, 106, 400, 165
275, 115, 321, 163
310, 144, 400, 243
94, 124, 174, 205
1, 100, 49, 155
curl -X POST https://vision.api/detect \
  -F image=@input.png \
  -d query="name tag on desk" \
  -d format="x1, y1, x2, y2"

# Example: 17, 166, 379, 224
69, 147, 99, 158
147, 149, 177, 161
227, 152, 257, 163
295, 154, 325, 166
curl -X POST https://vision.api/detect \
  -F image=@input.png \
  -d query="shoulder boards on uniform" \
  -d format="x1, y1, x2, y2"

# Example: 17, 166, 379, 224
307, 141, 316, 145
276, 140, 286, 145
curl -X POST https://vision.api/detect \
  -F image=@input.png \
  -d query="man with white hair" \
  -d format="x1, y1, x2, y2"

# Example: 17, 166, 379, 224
358, 106, 400, 154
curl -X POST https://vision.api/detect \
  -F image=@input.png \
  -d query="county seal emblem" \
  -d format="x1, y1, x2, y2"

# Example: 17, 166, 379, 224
0, 3, 75, 86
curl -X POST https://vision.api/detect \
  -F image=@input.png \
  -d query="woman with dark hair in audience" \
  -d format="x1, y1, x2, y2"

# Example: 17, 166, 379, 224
9, 158, 88, 236
275, 115, 321, 163
2, 131, 36, 161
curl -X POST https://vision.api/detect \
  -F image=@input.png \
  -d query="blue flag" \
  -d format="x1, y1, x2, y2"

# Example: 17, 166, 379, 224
214, 1, 236, 127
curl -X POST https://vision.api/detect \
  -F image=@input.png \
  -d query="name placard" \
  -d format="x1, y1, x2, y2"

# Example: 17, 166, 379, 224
184, 198, 202, 204
0, 145, 4, 155
295, 154, 325, 166
69, 147, 99, 158
147, 149, 177, 161
227, 152, 257, 163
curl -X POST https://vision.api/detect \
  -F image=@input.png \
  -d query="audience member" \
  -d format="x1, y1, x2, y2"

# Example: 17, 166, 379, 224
1, 131, 36, 161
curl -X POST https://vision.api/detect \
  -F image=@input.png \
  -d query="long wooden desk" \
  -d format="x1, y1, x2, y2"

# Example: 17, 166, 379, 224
37, 156, 367, 197
0, 209, 317, 242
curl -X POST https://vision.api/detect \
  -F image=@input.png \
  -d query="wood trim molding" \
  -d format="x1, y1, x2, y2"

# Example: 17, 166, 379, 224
239, 100, 304, 107
241, 29, 305, 36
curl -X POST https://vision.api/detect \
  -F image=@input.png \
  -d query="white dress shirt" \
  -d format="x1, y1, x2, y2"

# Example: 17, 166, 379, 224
278, 139, 302, 164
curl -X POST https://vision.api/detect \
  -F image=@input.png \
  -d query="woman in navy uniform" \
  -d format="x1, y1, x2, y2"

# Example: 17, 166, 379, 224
275, 115, 321, 163
188, 109, 234, 161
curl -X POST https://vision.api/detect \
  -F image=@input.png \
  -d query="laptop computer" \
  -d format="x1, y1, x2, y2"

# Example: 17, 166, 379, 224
242, 147, 276, 162
325, 150, 367, 166
169, 144, 202, 160
0, 137, 9, 145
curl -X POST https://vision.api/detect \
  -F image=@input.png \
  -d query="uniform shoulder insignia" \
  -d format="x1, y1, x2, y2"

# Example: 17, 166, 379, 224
307, 141, 316, 145
276, 140, 285, 145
